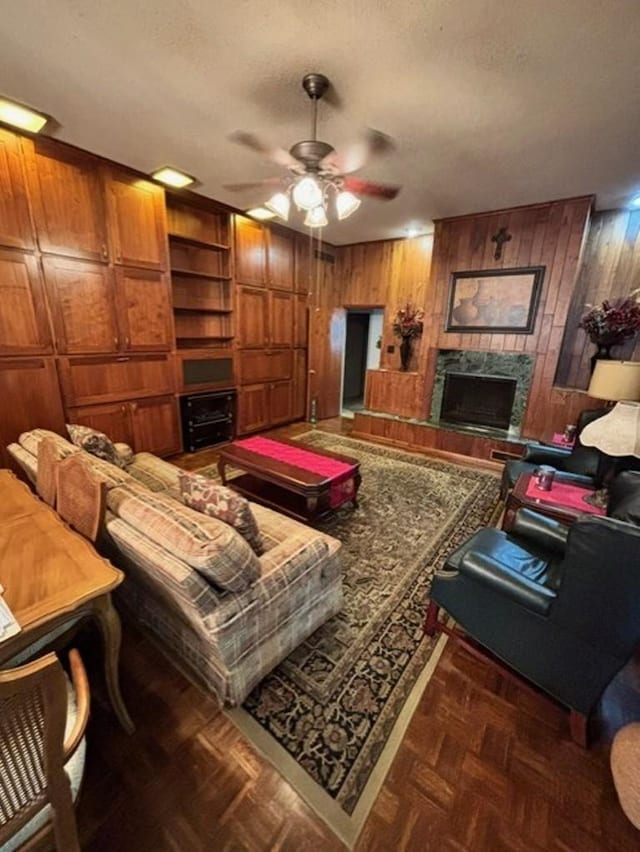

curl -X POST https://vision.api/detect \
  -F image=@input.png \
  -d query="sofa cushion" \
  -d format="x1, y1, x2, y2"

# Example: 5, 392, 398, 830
127, 452, 182, 496
107, 484, 261, 592
179, 472, 264, 555
66, 424, 124, 468
114, 442, 134, 466
19, 428, 79, 459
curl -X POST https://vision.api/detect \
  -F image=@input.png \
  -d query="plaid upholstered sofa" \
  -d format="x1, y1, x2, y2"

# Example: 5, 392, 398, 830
8, 429, 343, 706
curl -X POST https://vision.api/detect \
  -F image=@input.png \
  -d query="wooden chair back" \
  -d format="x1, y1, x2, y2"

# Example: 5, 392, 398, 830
0, 650, 89, 852
56, 455, 107, 543
36, 438, 60, 508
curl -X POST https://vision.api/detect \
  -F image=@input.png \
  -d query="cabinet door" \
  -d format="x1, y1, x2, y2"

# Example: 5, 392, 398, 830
26, 140, 108, 261
292, 349, 307, 420
267, 228, 294, 290
0, 357, 65, 466
105, 168, 168, 270
237, 384, 270, 434
234, 216, 266, 286
237, 349, 292, 384
0, 250, 52, 354
130, 395, 181, 456
0, 129, 34, 250
65, 402, 133, 445
293, 294, 308, 348
236, 285, 268, 348
269, 290, 293, 348
115, 267, 173, 351
269, 380, 293, 425
43, 256, 118, 354
57, 353, 175, 407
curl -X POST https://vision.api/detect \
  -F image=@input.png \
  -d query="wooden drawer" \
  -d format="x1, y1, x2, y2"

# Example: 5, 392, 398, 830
237, 349, 292, 385
58, 353, 175, 407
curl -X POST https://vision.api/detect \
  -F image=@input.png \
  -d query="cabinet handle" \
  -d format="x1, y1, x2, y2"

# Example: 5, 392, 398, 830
101, 243, 108, 260
116, 356, 129, 362
131, 402, 137, 412
125, 336, 130, 347
121, 405, 126, 413
114, 336, 119, 348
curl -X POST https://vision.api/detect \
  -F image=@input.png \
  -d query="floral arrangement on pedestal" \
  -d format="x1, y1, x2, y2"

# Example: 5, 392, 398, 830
392, 304, 425, 371
579, 290, 640, 373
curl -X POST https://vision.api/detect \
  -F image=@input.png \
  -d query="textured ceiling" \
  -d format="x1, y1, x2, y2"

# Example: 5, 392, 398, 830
2, 0, 640, 245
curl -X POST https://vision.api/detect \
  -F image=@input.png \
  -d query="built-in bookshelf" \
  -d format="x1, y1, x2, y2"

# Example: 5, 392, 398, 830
166, 199, 233, 350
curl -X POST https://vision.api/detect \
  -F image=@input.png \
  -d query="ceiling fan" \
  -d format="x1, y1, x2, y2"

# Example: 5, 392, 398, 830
224, 73, 401, 227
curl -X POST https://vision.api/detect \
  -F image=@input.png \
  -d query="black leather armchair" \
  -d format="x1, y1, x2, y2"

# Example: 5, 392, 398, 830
426, 504, 640, 745
500, 407, 609, 498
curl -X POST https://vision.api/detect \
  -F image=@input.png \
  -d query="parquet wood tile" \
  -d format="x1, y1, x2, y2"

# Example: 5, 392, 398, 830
72, 420, 640, 852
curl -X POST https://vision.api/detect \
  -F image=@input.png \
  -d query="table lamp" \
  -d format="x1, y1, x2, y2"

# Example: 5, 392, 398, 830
579, 361, 640, 506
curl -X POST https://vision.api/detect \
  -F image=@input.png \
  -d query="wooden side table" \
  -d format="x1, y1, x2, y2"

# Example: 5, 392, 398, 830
502, 471, 603, 531
0, 470, 133, 733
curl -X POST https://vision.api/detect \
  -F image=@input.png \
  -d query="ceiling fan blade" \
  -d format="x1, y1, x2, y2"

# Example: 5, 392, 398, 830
229, 131, 301, 169
342, 177, 401, 200
321, 128, 395, 174
222, 178, 284, 192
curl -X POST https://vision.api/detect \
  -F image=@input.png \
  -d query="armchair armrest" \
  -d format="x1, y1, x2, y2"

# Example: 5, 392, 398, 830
459, 550, 557, 616
63, 648, 90, 760
522, 443, 571, 466
510, 508, 569, 555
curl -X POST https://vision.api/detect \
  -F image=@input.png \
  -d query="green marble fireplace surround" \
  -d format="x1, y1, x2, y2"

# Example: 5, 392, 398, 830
429, 349, 535, 436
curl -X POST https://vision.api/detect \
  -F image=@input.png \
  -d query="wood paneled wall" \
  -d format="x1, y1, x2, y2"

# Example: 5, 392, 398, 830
338, 236, 433, 370
423, 197, 594, 437
556, 208, 640, 389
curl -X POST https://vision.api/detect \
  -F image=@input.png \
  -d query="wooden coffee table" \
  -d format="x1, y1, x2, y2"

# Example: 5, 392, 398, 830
502, 471, 602, 531
217, 436, 361, 523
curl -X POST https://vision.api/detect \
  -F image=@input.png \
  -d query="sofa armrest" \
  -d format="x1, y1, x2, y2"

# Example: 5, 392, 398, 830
258, 533, 331, 583
459, 550, 557, 616
510, 508, 569, 555
522, 443, 571, 466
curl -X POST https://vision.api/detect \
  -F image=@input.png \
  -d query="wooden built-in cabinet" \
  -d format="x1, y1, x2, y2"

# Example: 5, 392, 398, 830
236, 286, 268, 348
57, 353, 175, 408
293, 295, 308, 348
268, 228, 295, 290
234, 216, 266, 287
43, 258, 172, 354
0, 357, 65, 468
0, 128, 34, 250
25, 139, 108, 261
292, 348, 307, 420
67, 394, 180, 457
236, 380, 293, 434
0, 250, 52, 355
43, 257, 118, 354
269, 290, 294, 347
105, 168, 168, 270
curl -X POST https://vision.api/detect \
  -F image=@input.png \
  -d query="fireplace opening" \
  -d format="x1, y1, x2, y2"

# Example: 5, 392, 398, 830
440, 372, 517, 431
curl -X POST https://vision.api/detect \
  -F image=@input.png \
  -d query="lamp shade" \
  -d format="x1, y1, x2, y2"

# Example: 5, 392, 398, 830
587, 360, 640, 402
579, 401, 640, 457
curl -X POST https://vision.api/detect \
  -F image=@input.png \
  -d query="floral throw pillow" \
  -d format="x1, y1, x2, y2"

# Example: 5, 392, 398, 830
179, 471, 264, 555
66, 424, 125, 469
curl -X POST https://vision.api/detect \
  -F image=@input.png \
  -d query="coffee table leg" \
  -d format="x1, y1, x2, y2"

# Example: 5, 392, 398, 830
306, 495, 319, 520
217, 457, 227, 485
352, 473, 362, 508
93, 594, 134, 734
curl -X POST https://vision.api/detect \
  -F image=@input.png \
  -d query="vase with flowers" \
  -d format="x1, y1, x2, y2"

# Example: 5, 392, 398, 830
392, 304, 425, 371
579, 290, 640, 375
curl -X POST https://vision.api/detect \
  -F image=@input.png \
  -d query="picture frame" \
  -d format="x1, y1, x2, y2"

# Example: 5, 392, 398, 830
445, 266, 545, 334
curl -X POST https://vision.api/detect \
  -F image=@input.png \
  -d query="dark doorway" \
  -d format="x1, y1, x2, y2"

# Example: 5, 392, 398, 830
341, 308, 384, 417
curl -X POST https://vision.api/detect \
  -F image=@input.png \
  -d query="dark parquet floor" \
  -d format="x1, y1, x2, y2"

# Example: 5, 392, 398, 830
76, 420, 640, 851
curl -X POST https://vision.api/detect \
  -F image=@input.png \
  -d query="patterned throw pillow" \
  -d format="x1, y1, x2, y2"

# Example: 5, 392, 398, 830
66, 424, 125, 469
179, 471, 264, 555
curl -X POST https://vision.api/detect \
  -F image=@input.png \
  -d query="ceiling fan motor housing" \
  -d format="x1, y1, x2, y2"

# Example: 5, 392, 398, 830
289, 139, 335, 168
302, 73, 330, 101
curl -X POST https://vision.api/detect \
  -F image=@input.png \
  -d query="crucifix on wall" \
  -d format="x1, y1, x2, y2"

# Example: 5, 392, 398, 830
491, 227, 512, 261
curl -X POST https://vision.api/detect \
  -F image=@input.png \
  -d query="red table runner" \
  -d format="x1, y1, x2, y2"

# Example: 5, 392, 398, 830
235, 437, 358, 509
524, 478, 605, 515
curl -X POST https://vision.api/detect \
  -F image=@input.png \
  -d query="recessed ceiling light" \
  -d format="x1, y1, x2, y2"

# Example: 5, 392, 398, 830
151, 167, 196, 188
406, 226, 422, 238
631, 194, 640, 208
0, 97, 49, 133
246, 207, 276, 221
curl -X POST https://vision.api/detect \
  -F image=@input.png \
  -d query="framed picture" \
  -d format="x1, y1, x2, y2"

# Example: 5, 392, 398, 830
445, 266, 545, 333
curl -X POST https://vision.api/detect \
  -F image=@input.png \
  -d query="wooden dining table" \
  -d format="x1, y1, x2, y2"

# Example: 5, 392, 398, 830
0, 469, 133, 733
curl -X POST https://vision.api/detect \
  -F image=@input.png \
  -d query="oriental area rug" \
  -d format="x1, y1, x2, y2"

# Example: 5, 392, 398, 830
204, 432, 501, 847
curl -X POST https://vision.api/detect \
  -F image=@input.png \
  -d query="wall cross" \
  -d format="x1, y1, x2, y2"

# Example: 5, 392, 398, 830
491, 227, 512, 261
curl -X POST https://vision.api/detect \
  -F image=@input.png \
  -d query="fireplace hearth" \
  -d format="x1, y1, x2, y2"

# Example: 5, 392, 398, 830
441, 372, 517, 431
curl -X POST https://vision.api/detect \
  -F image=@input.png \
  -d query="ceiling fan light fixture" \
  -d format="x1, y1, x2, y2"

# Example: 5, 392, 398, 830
265, 192, 290, 220
292, 176, 323, 211
304, 205, 328, 228
335, 190, 361, 220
